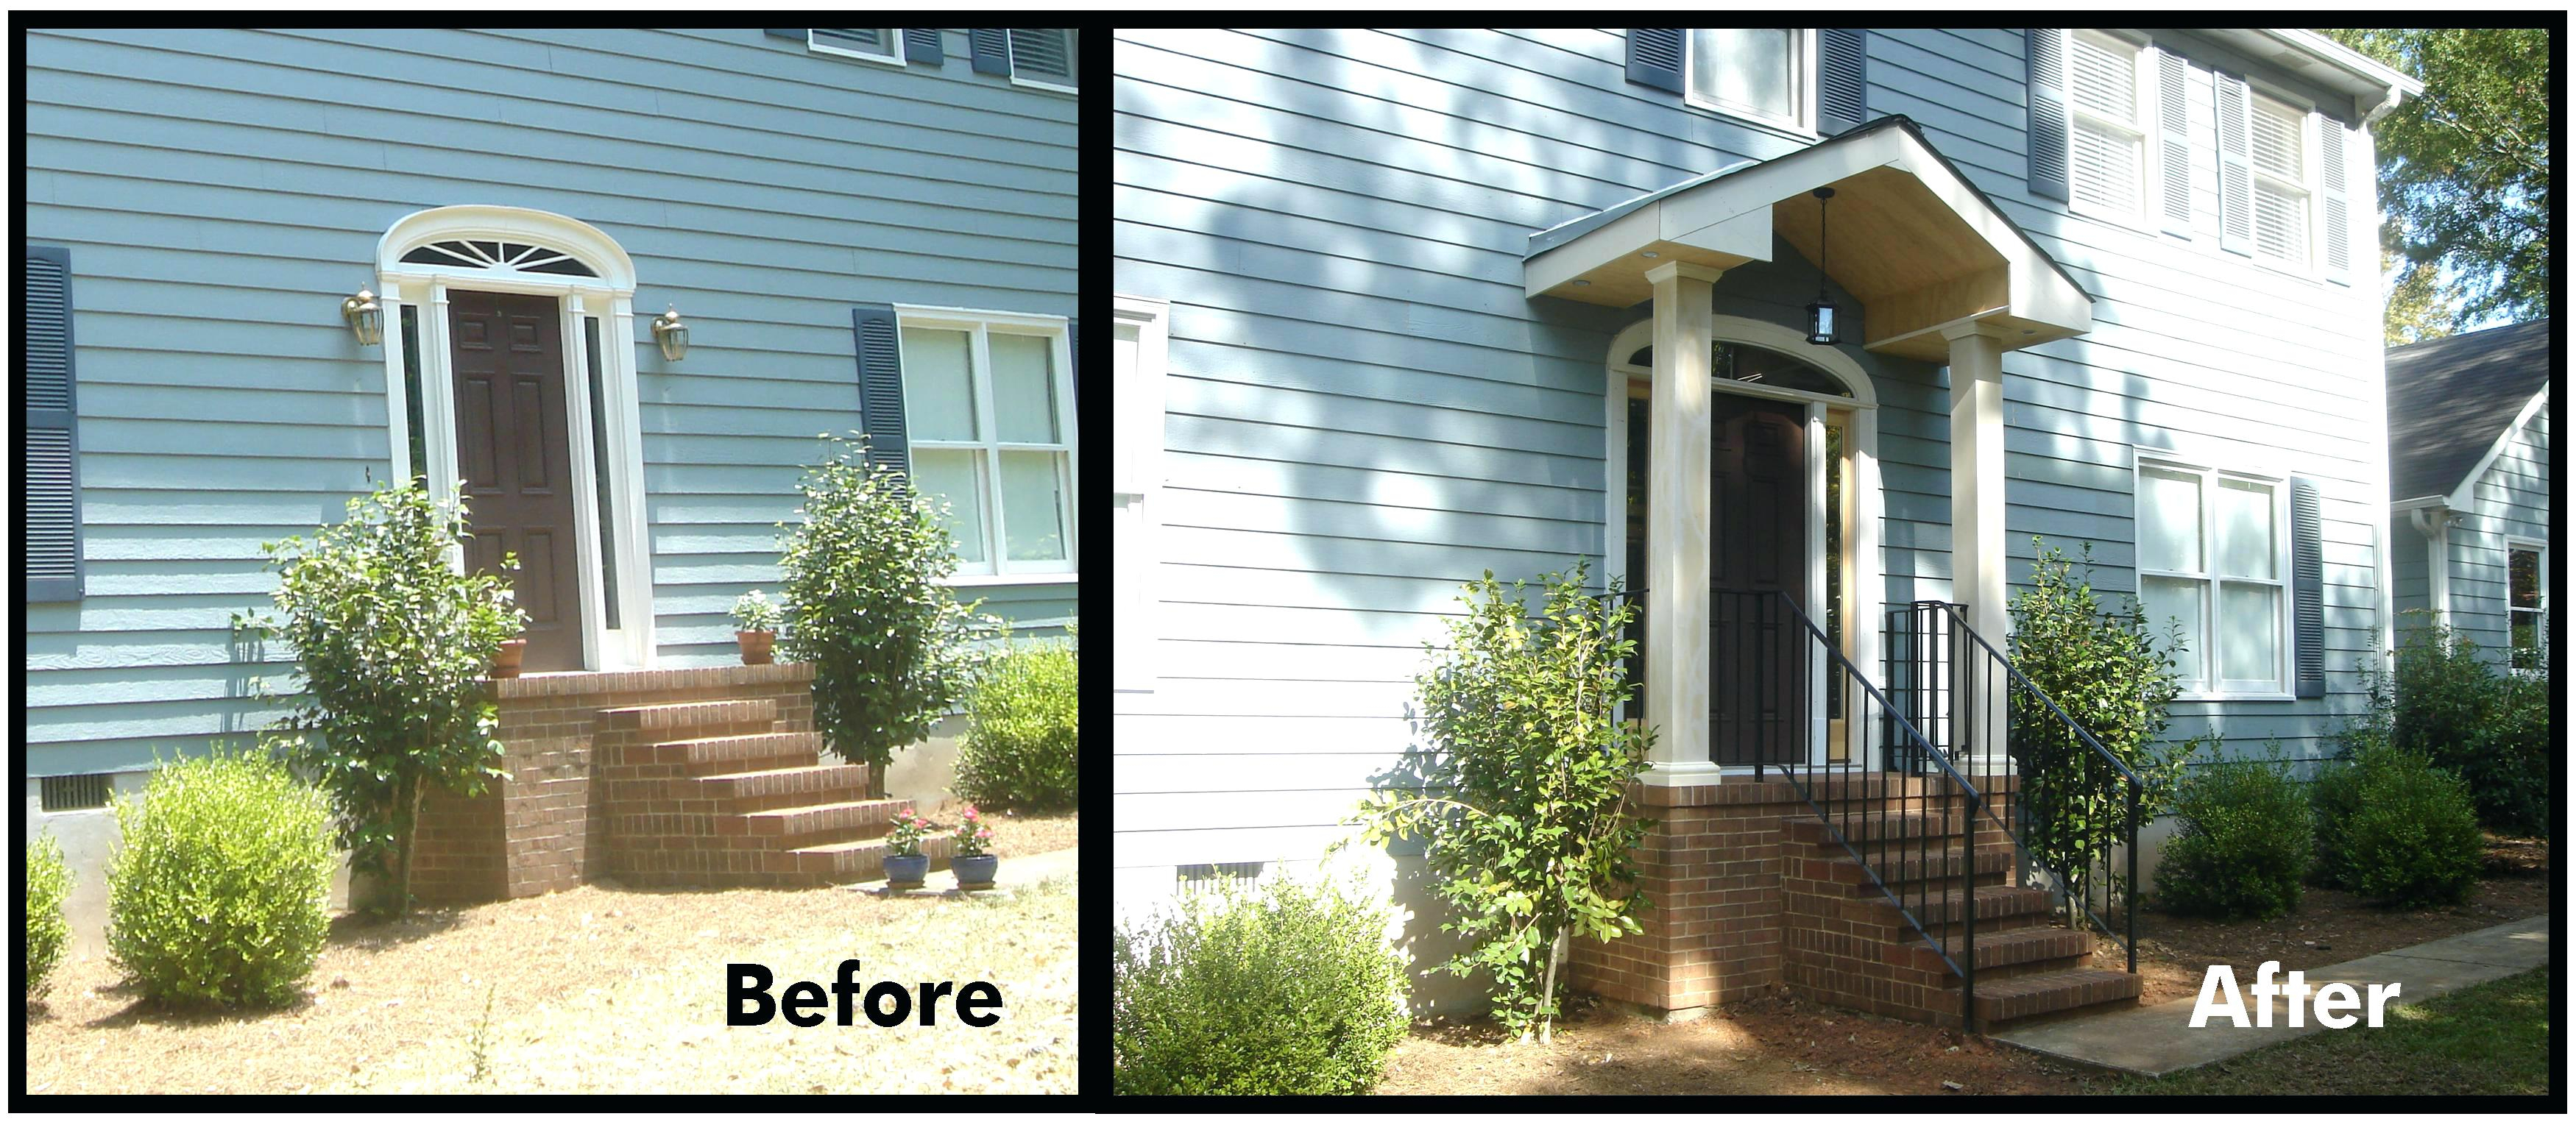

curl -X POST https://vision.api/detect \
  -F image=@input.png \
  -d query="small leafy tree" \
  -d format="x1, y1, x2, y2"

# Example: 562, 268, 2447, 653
778, 433, 985, 800
26, 833, 71, 1001
1347, 562, 1655, 1044
2008, 541, 2198, 906
236, 481, 525, 917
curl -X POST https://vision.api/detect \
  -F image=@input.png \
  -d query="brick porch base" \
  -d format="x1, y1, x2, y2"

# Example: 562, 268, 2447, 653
407, 663, 948, 903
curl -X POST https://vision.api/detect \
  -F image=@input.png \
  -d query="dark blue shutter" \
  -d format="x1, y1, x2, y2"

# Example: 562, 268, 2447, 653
2292, 477, 2325, 698
969, 29, 1011, 76
1817, 29, 1867, 135
765, 28, 804, 40
26, 244, 84, 602
1627, 29, 1684, 93
2026, 29, 2071, 202
852, 304, 909, 477
904, 28, 942, 65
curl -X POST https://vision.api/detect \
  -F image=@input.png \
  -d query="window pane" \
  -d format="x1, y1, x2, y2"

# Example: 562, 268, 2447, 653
2139, 467, 2201, 572
2215, 479, 2275, 579
990, 332, 1060, 444
1689, 29, 1794, 119
2220, 583, 2280, 685
583, 316, 620, 631
2510, 548, 2540, 608
912, 448, 986, 564
2139, 577, 2204, 688
2070, 35, 2137, 120
2251, 102, 2304, 179
2253, 181, 2307, 263
900, 327, 977, 441
2072, 122, 2142, 213
400, 305, 427, 487
999, 450, 1067, 561
2510, 614, 2540, 670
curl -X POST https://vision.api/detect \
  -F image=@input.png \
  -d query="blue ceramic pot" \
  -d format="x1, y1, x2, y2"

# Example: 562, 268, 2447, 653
884, 853, 930, 886
953, 854, 999, 887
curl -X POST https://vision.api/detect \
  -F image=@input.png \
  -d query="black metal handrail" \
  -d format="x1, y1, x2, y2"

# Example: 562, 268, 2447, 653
1886, 600, 2141, 973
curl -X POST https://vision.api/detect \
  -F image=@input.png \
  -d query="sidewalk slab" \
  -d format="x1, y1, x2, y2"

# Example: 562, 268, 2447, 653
1991, 915, 2549, 1077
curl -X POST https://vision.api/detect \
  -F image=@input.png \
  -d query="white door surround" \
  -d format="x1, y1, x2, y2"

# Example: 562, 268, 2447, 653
375, 205, 654, 671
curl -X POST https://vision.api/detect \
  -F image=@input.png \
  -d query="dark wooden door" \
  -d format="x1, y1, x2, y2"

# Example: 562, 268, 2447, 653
1710, 393, 1806, 766
449, 291, 585, 672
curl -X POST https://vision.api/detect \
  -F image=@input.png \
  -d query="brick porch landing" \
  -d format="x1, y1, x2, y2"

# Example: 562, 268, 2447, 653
409, 663, 948, 903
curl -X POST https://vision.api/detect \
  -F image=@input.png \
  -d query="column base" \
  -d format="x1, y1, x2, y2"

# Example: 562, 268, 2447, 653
1638, 758, 1730, 787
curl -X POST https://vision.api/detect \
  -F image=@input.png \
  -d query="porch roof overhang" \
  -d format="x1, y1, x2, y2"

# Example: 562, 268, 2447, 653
1523, 116, 2094, 363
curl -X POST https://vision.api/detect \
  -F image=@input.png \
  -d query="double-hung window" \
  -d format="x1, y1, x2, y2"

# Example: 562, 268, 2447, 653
2508, 540, 2547, 672
2248, 93, 2314, 269
2068, 31, 2153, 227
2136, 454, 2292, 696
896, 309, 1076, 579
1685, 29, 1813, 132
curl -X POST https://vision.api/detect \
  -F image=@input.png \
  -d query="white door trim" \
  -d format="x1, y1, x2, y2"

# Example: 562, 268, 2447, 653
376, 206, 652, 670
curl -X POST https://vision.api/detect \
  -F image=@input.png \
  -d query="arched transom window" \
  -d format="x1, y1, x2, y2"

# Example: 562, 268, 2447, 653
399, 238, 599, 277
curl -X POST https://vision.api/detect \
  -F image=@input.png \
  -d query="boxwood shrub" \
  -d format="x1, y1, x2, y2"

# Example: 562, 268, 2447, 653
26, 833, 72, 1000
1114, 870, 1406, 1095
954, 633, 1078, 812
2152, 748, 2311, 920
2324, 743, 2485, 908
106, 749, 336, 1008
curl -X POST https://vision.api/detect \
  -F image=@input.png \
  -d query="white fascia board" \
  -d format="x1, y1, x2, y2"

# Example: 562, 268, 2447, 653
1524, 205, 1664, 298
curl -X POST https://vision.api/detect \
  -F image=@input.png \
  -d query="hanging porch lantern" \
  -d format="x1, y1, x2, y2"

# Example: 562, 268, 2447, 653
651, 305, 690, 362
1806, 187, 1839, 346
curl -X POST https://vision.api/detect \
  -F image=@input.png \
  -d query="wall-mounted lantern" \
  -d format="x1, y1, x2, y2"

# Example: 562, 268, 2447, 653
651, 305, 690, 362
1805, 187, 1839, 347
342, 287, 383, 346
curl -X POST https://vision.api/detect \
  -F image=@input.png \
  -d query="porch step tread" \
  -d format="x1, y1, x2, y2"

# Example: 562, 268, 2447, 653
597, 698, 779, 731
694, 763, 872, 806
1786, 812, 1972, 844
742, 798, 915, 837
630, 731, 822, 773
1900, 926, 2093, 973
780, 835, 955, 881
1822, 845, 2015, 892
1858, 884, 2053, 926
1970, 967, 2143, 1025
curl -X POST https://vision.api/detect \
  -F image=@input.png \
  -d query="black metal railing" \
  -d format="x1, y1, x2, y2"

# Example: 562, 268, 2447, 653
1886, 600, 2141, 973
1707, 588, 1987, 1031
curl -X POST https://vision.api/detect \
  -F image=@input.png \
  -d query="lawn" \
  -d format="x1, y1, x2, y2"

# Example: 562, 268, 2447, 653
24, 818, 1078, 1095
2117, 967, 2550, 1096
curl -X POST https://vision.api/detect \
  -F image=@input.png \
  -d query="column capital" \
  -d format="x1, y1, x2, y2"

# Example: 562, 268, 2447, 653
1938, 318, 2017, 344
1644, 260, 1725, 287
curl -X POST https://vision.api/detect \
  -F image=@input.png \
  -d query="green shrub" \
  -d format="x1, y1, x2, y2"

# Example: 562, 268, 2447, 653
2152, 747, 2311, 920
2322, 742, 2485, 908
2460, 670, 2550, 837
2386, 614, 2548, 836
2310, 749, 2368, 887
106, 750, 336, 1008
25, 833, 72, 999
1113, 871, 1406, 1095
955, 633, 1078, 812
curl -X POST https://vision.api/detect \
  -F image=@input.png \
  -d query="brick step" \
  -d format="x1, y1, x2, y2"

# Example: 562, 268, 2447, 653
694, 763, 874, 812
1970, 967, 2143, 1026
779, 834, 957, 884
1890, 926, 2095, 979
1785, 814, 2004, 854
597, 698, 779, 735
1805, 844, 2016, 896
740, 797, 915, 846
1850, 884, 2054, 936
624, 731, 824, 775
1775, 773, 2023, 800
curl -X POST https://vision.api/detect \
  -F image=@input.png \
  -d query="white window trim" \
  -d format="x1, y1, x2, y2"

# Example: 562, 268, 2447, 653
1006, 29, 1079, 95
807, 28, 907, 68
2066, 29, 2159, 232
1682, 28, 1818, 137
377, 205, 654, 671
1114, 295, 1170, 692
892, 303, 1078, 580
2246, 87, 2321, 277
2135, 450, 2295, 700
2505, 536, 2547, 675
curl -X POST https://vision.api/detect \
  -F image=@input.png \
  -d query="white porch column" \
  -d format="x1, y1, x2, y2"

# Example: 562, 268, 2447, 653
1944, 322, 2010, 764
1643, 262, 1723, 785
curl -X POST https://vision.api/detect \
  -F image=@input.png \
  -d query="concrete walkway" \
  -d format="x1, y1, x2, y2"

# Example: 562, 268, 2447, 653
1993, 915, 2550, 1077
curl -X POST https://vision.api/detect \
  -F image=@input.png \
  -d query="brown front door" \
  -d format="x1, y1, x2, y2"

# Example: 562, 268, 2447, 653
1710, 393, 1806, 766
449, 290, 586, 672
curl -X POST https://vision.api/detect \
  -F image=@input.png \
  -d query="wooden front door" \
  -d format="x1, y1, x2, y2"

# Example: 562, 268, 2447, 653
1710, 393, 1806, 766
449, 290, 586, 672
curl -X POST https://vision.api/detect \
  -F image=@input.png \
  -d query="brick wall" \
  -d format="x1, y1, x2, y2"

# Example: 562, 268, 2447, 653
409, 664, 816, 904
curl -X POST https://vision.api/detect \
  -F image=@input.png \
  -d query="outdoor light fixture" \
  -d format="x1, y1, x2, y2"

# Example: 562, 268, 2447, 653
341, 287, 382, 346
1806, 187, 1839, 346
651, 305, 690, 362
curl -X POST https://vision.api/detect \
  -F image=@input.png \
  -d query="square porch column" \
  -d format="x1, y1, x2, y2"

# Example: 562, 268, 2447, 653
1942, 322, 2011, 643
1642, 261, 1724, 784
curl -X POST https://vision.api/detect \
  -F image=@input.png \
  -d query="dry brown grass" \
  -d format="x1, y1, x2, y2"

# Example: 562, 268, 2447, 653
919, 800, 1078, 860
24, 836, 1078, 1095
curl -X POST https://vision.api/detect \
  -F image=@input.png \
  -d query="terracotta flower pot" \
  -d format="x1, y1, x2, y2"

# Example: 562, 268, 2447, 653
737, 629, 776, 665
491, 638, 527, 679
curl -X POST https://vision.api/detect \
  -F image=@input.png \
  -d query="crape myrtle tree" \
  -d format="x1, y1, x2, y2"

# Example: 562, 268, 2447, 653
236, 481, 526, 918
1348, 562, 1655, 1044
779, 433, 988, 800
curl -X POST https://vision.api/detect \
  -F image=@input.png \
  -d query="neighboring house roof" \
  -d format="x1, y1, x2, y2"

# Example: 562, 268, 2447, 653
2385, 319, 2551, 502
